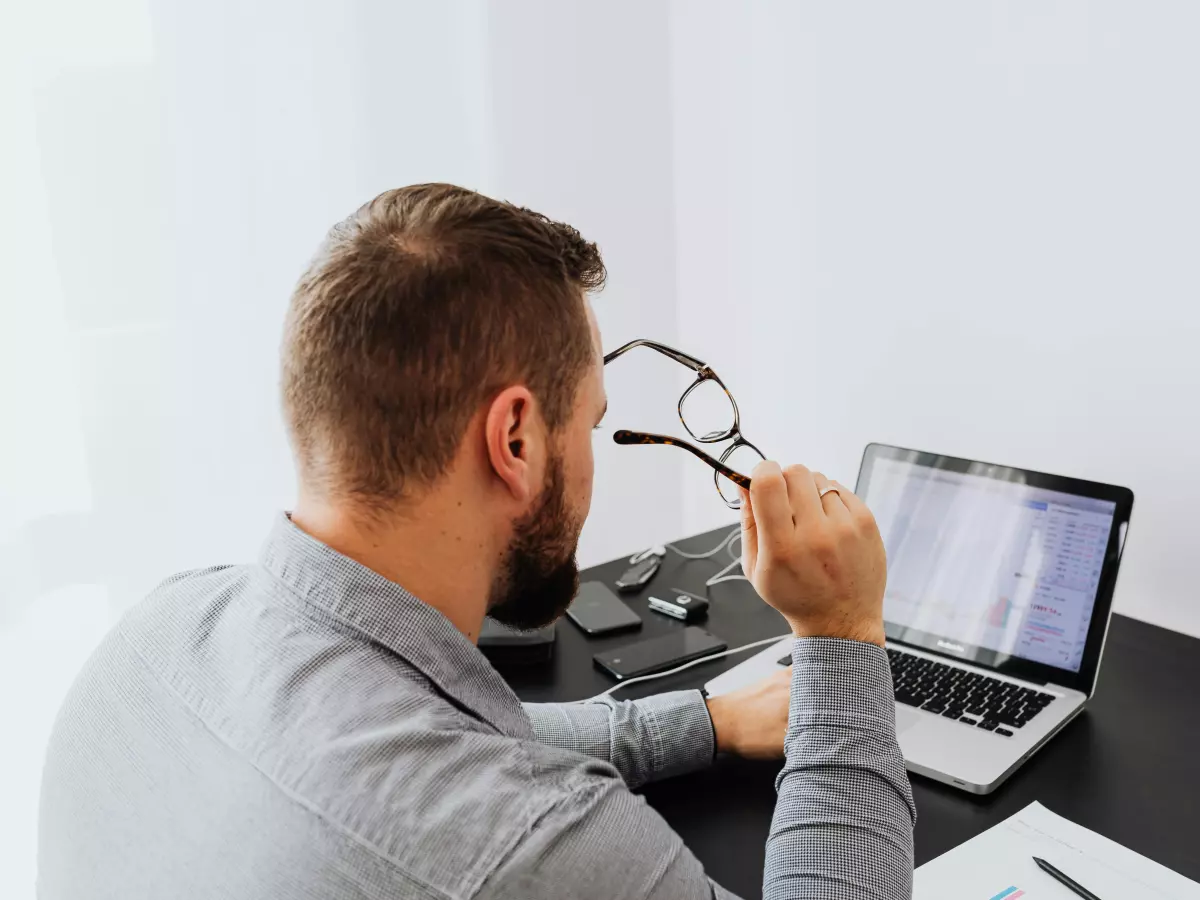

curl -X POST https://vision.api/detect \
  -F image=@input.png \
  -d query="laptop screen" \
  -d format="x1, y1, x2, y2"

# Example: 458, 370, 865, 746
861, 455, 1118, 674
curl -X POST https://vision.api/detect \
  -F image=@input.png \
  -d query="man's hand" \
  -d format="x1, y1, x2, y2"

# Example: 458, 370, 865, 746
705, 666, 792, 759
738, 461, 887, 647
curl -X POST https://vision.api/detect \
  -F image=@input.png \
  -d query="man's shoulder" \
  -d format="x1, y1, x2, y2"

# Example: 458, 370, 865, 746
115, 561, 271, 676
304, 715, 619, 896
104, 561, 622, 898
119, 561, 258, 643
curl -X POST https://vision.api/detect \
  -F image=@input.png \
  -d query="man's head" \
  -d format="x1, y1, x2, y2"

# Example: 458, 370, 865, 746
282, 184, 608, 629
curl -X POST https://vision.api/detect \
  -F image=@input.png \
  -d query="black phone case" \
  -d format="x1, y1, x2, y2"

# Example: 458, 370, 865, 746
565, 583, 643, 636
592, 628, 727, 680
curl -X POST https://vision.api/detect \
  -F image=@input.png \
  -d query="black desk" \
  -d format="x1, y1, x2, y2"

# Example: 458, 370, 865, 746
507, 527, 1200, 899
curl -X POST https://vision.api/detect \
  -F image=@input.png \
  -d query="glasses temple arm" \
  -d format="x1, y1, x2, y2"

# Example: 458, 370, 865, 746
612, 430, 751, 489
603, 339, 708, 371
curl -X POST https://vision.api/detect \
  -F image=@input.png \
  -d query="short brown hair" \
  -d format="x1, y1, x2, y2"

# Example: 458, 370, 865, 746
282, 184, 605, 505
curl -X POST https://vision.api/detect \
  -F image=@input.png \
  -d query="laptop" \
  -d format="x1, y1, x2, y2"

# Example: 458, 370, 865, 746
706, 443, 1134, 794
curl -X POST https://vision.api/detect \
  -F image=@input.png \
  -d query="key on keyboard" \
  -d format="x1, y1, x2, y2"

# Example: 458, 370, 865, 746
886, 648, 1055, 735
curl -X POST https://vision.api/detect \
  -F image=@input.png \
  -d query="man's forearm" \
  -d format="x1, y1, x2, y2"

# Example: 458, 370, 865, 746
523, 639, 914, 899
764, 637, 916, 900
524, 690, 715, 789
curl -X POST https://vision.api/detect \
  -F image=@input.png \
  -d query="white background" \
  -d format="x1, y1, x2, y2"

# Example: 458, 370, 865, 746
2, 1, 1199, 895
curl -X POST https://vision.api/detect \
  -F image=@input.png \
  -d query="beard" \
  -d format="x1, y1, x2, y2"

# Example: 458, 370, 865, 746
486, 452, 582, 631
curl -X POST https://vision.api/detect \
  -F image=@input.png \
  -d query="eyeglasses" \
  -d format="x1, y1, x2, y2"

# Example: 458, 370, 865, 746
602, 339, 766, 509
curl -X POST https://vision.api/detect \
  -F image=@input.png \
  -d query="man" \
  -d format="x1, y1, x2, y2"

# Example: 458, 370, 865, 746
39, 184, 915, 899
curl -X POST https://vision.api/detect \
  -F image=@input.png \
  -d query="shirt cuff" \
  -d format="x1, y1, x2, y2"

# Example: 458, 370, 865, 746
787, 637, 897, 737
628, 689, 716, 781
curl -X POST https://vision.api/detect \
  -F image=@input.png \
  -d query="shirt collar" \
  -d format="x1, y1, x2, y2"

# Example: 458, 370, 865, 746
259, 513, 533, 740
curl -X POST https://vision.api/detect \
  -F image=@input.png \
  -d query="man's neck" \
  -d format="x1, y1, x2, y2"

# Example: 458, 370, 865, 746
290, 489, 498, 642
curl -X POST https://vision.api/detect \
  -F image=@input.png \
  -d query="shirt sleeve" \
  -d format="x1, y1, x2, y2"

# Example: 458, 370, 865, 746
523, 690, 715, 789
480, 769, 742, 900
764, 637, 917, 900
494, 638, 913, 900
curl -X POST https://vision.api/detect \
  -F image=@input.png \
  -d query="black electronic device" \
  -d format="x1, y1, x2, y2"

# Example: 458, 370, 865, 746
593, 626, 727, 681
566, 581, 644, 636
477, 619, 556, 668
615, 554, 661, 592
648, 592, 709, 623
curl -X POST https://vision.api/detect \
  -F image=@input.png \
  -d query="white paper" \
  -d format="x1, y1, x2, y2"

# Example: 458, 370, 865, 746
915, 801, 1200, 900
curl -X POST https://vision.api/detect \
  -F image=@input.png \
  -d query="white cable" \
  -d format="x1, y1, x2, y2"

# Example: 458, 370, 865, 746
631, 528, 746, 591
586, 633, 791, 699
705, 556, 749, 587
726, 530, 742, 561
707, 575, 750, 586
663, 526, 741, 560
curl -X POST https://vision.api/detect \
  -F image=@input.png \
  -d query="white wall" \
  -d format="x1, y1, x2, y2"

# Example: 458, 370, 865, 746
3, 1, 1200, 896
484, 1, 687, 566
670, 0, 1200, 639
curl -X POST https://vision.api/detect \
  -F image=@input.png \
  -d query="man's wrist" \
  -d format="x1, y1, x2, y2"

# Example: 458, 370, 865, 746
785, 617, 887, 648
704, 694, 736, 756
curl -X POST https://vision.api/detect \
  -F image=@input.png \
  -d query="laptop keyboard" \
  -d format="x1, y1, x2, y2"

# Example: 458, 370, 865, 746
776, 648, 1056, 737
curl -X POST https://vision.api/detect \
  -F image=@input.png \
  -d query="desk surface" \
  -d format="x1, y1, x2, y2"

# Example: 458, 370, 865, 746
506, 527, 1200, 900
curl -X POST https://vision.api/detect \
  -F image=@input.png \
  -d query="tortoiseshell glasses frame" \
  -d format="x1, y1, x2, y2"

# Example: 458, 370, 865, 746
602, 338, 765, 509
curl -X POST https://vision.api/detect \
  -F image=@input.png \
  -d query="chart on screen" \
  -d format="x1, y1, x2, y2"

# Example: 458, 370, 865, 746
914, 802, 1199, 900
865, 458, 1117, 672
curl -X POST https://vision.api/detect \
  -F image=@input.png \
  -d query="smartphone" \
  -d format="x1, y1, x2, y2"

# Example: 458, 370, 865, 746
566, 581, 644, 636
593, 627, 727, 681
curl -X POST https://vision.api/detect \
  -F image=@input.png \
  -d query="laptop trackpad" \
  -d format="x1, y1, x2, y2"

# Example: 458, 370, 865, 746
896, 706, 922, 736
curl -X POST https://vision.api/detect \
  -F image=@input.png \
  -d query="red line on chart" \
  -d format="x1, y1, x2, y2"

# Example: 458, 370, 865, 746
1027, 622, 1066, 636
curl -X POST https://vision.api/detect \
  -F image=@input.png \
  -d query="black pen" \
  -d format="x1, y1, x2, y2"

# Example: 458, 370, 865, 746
1033, 856, 1103, 900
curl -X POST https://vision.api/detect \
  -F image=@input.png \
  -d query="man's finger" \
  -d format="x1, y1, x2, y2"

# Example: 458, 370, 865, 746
739, 487, 758, 577
825, 480, 865, 513
748, 461, 794, 554
781, 463, 823, 524
828, 480, 874, 523
812, 471, 851, 522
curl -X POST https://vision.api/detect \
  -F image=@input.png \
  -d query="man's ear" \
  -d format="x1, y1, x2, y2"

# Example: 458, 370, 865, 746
483, 385, 542, 503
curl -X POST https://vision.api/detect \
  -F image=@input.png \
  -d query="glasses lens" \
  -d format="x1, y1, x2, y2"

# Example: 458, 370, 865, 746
680, 379, 736, 442
717, 443, 766, 507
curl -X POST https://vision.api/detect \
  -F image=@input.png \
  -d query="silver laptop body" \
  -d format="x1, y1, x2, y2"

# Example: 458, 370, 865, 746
707, 444, 1133, 794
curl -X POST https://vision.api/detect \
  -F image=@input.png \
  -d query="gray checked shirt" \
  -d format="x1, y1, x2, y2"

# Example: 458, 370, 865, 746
38, 514, 915, 899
